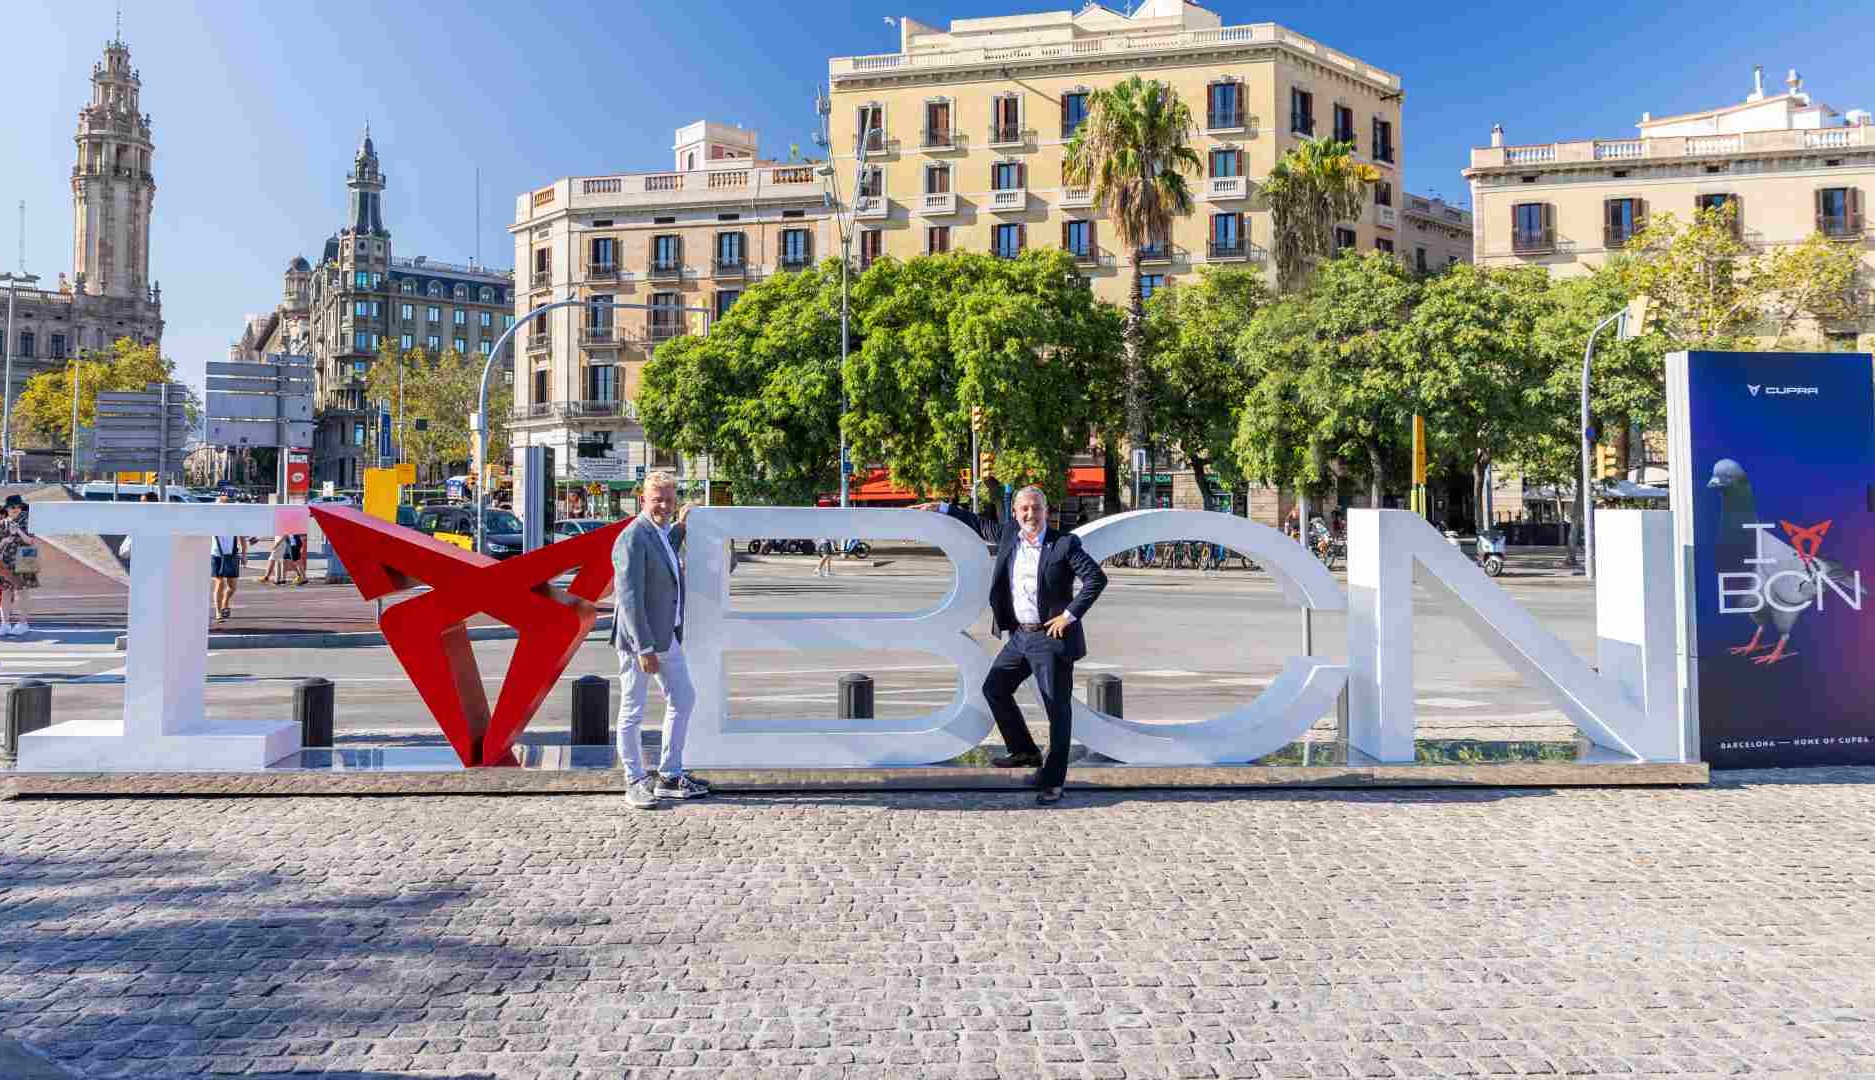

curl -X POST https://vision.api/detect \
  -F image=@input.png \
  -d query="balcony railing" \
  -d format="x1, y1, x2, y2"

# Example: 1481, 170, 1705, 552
919, 191, 957, 215
513, 402, 555, 420
530, 271, 552, 290
1137, 244, 1174, 265
779, 252, 814, 270
1060, 187, 1093, 208
988, 125, 1034, 148
921, 129, 964, 151
648, 323, 685, 343
854, 195, 889, 219
579, 326, 616, 346
526, 335, 553, 353
1067, 244, 1102, 267
585, 264, 622, 283
990, 188, 1027, 212
564, 399, 634, 420
860, 130, 898, 156
648, 260, 684, 280
1471, 125, 1875, 171
1511, 231, 1555, 255
1205, 176, 1247, 200
1206, 239, 1248, 260
1207, 110, 1244, 131
713, 257, 748, 277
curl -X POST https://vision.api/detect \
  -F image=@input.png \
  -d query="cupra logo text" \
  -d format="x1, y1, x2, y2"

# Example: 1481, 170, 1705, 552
1747, 384, 1820, 396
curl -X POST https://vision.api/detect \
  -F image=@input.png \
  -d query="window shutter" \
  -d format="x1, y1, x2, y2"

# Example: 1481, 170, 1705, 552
1852, 189, 1866, 234
1816, 189, 1827, 234
1730, 194, 1743, 239
1371, 117, 1379, 156
1019, 162, 1027, 188
1238, 212, 1247, 246
1018, 224, 1027, 251
1635, 198, 1647, 236
1061, 220, 1070, 249
1089, 219, 1098, 252
1061, 95, 1070, 133
739, 231, 749, 259
1542, 203, 1556, 248
1234, 149, 1244, 176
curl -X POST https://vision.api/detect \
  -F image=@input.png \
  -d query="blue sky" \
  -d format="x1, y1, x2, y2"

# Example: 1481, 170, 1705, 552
4, 0, 1872, 392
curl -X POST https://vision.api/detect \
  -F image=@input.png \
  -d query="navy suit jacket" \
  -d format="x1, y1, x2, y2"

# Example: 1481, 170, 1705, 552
943, 504, 1107, 661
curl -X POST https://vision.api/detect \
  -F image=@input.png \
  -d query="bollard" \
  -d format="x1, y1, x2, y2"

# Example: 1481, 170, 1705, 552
1088, 673, 1123, 718
2, 679, 52, 766
570, 675, 611, 745
838, 673, 874, 720
294, 677, 334, 748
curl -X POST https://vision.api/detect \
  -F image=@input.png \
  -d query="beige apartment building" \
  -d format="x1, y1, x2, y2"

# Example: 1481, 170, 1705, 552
1466, 67, 1873, 348
823, 0, 1405, 304
509, 122, 835, 512
1400, 192, 1472, 270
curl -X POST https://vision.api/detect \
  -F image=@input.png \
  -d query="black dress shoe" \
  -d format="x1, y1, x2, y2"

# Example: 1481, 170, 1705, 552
1036, 786, 1064, 805
992, 751, 1042, 768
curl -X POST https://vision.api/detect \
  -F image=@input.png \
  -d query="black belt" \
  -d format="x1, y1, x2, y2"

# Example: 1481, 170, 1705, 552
1016, 621, 1047, 633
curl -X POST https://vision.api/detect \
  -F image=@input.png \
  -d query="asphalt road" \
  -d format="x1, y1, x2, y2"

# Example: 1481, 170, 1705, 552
0, 553, 1595, 748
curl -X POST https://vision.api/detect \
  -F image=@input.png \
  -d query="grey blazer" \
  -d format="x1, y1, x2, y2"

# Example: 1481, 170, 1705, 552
612, 517, 686, 654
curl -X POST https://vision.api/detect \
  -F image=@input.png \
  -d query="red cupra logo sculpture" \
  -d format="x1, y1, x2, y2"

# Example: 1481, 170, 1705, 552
311, 507, 626, 766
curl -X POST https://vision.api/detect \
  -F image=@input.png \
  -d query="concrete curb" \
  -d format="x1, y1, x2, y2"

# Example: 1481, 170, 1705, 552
114, 616, 615, 651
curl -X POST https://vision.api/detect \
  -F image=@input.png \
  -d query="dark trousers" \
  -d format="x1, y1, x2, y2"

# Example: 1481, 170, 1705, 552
982, 630, 1075, 788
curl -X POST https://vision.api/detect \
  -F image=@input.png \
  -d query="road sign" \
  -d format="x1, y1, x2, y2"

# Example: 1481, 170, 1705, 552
206, 392, 312, 421
377, 403, 393, 461
286, 451, 311, 498
208, 419, 313, 447
395, 462, 416, 484
208, 359, 310, 379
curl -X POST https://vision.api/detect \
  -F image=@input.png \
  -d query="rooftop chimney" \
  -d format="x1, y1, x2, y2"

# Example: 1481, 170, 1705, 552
1747, 65, 1765, 102
1787, 68, 1802, 94
1490, 122, 1503, 148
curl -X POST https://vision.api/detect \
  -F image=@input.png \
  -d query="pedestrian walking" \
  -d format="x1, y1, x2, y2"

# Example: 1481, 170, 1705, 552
0, 495, 44, 636
610, 470, 709, 809
210, 495, 243, 623
815, 537, 835, 578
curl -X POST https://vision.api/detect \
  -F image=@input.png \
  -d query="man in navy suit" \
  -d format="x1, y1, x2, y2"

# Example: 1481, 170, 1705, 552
918, 486, 1106, 804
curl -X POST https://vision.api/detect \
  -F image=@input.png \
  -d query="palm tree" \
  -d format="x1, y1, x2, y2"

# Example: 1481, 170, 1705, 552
1263, 138, 1380, 294
1063, 76, 1201, 506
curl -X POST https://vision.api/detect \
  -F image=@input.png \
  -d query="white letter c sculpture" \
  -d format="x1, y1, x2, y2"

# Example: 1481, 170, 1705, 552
1069, 510, 1348, 763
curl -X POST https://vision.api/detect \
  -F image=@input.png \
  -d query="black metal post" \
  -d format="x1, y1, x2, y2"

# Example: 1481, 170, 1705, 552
838, 673, 874, 720
1, 679, 52, 766
570, 675, 610, 745
294, 677, 334, 748
1088, 673, 1123, 718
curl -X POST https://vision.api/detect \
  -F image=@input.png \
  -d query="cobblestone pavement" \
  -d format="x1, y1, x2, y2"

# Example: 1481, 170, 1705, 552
3, 772, 1874, 1079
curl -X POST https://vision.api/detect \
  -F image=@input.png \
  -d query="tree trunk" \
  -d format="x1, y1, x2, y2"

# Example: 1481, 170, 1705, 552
1472, 452, 1490, 535
1613, 417, 1631, 484
1189, 455, 1214, 508
1364, 438, 1385, 508
1123, 252, 1148, 509
1295, 485, 1311, 546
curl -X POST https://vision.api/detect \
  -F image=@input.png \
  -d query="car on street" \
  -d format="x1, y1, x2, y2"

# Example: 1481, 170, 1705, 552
551, 518, 612, 541
414, 503, 526, 558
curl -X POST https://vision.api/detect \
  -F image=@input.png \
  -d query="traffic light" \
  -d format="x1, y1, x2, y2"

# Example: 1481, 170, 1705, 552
1595, 442, 1620, 480
979, 450, 995, 479
970, 405, 983, 432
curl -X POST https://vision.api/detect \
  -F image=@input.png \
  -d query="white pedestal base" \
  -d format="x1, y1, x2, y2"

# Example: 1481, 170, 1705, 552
17, 717, 303, 771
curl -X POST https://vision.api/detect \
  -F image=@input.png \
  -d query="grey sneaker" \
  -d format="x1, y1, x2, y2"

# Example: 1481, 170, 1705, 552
625, 776, 659, 809
656, 773, 711, 799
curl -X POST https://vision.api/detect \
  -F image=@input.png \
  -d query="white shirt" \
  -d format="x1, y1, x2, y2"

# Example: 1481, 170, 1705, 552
652, 522, 682, 632
1012, 529, 1044, 624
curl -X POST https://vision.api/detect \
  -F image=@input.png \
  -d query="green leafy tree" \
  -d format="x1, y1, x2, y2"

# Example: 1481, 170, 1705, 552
1142, 266, 1271, 504
1755, 231, 1863, 347
1622, 204, 1756, 348
638, 261, 845, 505
1296, 253, 1419, 508
13, 337, 200, 447
1062, 75, 1200, 499
1262, 139, 1379, 294
1232, 299, 1318, 518
363, 344, 510, 477
845, 250, 1121, 506
1402, 264, 1552, 527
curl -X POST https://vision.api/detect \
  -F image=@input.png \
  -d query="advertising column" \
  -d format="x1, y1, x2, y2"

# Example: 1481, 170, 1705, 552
1667, 350, 1875, 767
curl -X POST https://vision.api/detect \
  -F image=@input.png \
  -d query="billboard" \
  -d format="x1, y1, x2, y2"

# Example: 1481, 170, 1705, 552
1667, 350, 1875, 768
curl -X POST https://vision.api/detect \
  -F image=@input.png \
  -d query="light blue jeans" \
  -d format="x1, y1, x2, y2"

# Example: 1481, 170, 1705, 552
615, 637, 694, 782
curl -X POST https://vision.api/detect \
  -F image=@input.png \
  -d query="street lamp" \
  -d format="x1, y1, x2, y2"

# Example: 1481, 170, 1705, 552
1, 269, 43, 481
816, 111, 879, 510
1579, 306, 1632, 581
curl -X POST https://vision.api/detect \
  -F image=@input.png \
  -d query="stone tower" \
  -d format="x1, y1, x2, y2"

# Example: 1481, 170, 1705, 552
71, 31, 156, 300
347, 126, 387, 238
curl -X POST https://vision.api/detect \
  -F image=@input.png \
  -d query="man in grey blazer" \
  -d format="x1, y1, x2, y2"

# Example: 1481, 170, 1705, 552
612, 470, 711, 808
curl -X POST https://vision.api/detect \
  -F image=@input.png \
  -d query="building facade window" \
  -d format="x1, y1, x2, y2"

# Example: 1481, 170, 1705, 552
1210, 149, 1242, 178
503, 314, 516, 329
859, 229, 884, 268
400, 303, 414, 321
1371, 118, 1395, 164
590, 237, 615, 270
1061, 91, 1088, 138
587, 363, 616, 402
1375, 237, 1394, 253
1207, 81, 1241, 129
1333, 227, 1357, 253
1209, 213, 1243, 256
49, 333, 66, 359
992, 161, 1023, 190
353, 422, 366, 446
924, 100, 953, 147
715, 231, 745, 268
533, 369, 549, 405
454, 336, 468, 354
1140, 274, 1166, 299
353, 331, 369, 351
1415, 247, 1428, 273
400, 279, 414, 294
1375, 181, 1393, 207
354, 300, 369, 317
453, 285, 467, 300
427, 334, 441, 350
1604, 197, 1644, 248
927, 225, 951, 254
354, 271, 370, 288
401, 333, 414, 350
924, 164, 950, 194
857, 104, 884, 151
652, 234, 682, 271
992, 94, 1022, 143
1290, 88, 1314, 135
479, 340, 493, 355
1513, 202, 1555, 253
857, 166, 882, 198
453, 309, 466, 326
427, 281, 442, 297
781, 229, 812, 268
713, 290, 740, 319
650, 292, 682, 339
992, 222, 1024, 259
480, 311, 493, 328
1333, 104, 1354, 143
427, 305, 441, 322
1063, 219, 1093, 258
1816, 188, 1862, 238
16, 332, 33, 358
